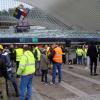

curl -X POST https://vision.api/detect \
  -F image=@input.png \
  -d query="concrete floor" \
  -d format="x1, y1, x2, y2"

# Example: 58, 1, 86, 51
7, 62, 100, 100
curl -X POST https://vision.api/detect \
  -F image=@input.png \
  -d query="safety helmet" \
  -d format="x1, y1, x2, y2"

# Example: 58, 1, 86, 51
0, 45, 3, 49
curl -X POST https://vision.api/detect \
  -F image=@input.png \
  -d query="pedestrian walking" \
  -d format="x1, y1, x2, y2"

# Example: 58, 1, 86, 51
87, 42, 98, 75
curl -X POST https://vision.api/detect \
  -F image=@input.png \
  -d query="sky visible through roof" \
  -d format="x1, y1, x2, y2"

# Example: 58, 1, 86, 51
0, 0, 33, 11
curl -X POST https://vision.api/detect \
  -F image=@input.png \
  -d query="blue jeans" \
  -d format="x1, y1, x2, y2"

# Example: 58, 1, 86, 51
77, 56, 82, 64
52, 63, 62, 84
20, 74, 33, 100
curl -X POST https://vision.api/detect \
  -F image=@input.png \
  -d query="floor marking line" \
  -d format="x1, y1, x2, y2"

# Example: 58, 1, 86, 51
32, 86, 44, 100
62, 69, 100, 85
48, 75, 88, 97
61, 81, 88, 97
68, 65, 89, 71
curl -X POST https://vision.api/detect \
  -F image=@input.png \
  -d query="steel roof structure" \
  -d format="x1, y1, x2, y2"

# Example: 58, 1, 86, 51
22, 0, 100, 31
0, 0, 100, 43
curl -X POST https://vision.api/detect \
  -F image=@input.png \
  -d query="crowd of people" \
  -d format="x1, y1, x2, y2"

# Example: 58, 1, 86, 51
0, 43, 64, 100
75, 43, 99, 75
0, 42, 99, 100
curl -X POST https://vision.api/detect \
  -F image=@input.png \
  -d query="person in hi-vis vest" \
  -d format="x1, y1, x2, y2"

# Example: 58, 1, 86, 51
15, 45, 23, 78
17, 45, 35, 100
51, 43, 63, 84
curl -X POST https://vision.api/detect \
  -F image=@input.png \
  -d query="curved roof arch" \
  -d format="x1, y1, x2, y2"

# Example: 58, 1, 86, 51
22, 0, 100, 31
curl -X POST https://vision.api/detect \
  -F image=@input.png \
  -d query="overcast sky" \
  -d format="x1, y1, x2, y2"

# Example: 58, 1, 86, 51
0, 0, 33, 11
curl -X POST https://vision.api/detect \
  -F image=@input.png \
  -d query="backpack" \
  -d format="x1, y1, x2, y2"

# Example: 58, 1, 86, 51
0, 55, 7, 78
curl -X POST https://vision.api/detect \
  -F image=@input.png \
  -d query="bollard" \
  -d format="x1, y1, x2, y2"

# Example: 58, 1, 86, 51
0, 77, 7, 100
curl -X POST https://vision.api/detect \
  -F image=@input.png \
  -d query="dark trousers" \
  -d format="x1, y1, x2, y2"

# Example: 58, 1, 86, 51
6, 71, 19, 96
41, 69, 48, 83
35, 61, 41, 76
77, 56, 82, 64
90, 58, 97, 74
62, 55, 66, 64
16, 61, 20, 78
16, 61, 19, 71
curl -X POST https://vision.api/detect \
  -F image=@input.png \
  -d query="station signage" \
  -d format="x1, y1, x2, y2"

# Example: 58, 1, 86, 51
32, 38, 38, 43
19, 38, 32, 43
0, 38, 38, 43
0, 38, 99, 43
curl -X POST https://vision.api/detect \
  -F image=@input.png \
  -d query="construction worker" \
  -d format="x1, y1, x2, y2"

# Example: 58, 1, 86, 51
83, 44, 88, 66
17, 45, 35, 100
45, 45, 53, 68
33, 45, 41, 75
76, 46, 84, 64
51, 43, 63, 84
45, 45, 50, 58
0, 45, 19, 97
15, 45, 23, 77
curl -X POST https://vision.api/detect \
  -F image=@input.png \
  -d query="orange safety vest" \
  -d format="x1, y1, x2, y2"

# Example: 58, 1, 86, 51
53, 47, 63, 63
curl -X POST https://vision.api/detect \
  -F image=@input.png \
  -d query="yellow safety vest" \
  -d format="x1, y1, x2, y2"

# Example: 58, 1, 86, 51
16, 48, 23, 61
33, 47, 41, 61
76, 48, 83, 56
46, 47, 50, 58
17, 50, 35, 75
83, 48, 87, 57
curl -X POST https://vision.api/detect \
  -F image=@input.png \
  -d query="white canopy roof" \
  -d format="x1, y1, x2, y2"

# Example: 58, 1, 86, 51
22, 0, 100, 31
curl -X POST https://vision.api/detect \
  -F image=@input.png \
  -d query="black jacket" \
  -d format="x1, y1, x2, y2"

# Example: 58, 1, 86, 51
87, 45, 98, 58
0, 52, 12, 78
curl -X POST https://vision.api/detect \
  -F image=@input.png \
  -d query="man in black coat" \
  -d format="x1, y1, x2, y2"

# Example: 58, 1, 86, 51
87, 43, 98, 75
0, 45, 19, 97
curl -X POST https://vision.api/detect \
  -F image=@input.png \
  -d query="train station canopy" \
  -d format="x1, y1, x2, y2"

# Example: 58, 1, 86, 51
0, 0, 100, 31
21, 0, 100, 31
0, 0, 100, 43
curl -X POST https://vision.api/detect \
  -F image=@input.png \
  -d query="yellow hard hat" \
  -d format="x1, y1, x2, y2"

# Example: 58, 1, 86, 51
0, 45, 3, 49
